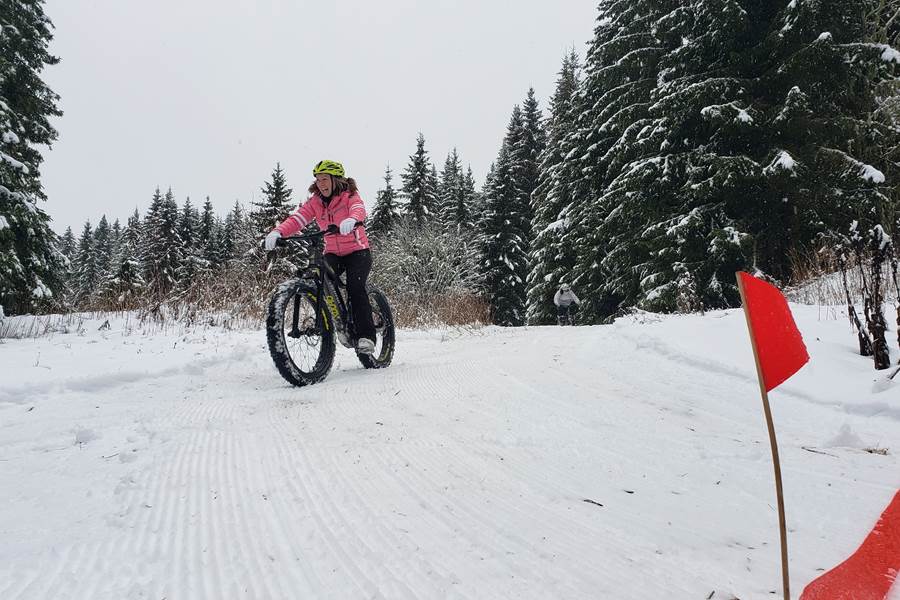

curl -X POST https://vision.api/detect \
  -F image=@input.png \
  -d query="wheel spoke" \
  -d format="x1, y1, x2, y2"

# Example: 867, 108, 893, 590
282, 294, 322, 373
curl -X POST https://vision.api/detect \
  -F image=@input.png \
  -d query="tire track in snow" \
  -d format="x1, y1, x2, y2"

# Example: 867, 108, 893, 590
318, 353, 612, 597
262, 394, 425, 599
2, 364, 302, 599
375, 338, 707, 597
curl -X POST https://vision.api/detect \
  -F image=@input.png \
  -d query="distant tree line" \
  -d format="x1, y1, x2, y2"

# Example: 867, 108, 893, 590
2, 0, 898, 340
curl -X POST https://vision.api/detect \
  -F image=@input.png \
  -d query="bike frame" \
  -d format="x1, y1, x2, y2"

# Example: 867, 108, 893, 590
278, 228, 357, 344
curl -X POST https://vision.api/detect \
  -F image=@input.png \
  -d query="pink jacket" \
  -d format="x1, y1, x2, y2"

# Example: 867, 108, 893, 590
275, 190, 370, 256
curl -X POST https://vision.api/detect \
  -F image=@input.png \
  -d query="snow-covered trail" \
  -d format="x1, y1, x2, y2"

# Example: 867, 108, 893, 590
1, 309, 898, 599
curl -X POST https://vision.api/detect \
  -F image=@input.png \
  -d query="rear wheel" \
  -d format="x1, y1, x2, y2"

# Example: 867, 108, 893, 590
266, 280, 336, 386
357, 286, 395, 369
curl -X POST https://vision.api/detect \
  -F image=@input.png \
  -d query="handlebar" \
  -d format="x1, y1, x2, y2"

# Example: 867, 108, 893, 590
275, 221, 363, 247
263, 221, 364, 273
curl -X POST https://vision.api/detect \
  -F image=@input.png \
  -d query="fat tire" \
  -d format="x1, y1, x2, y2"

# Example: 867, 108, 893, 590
357, 286, 395, 369
266, 279, 336, 387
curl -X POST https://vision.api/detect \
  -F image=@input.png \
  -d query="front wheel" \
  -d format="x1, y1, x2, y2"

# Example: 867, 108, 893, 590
357, 286, 395, 369
266, 279, 336, 386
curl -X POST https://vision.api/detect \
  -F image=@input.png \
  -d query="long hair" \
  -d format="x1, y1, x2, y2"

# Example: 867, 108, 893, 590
308, 176, 359, 198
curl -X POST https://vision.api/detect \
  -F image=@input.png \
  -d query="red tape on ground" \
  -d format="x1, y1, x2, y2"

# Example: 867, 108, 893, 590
800, 490, 900, 600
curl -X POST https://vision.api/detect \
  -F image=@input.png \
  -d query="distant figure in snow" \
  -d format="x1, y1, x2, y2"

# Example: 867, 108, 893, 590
554, 283, 580, 325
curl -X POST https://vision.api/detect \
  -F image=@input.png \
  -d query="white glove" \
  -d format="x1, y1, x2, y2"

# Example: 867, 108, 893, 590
339, 218, 356, 235
264, 230, 281, 251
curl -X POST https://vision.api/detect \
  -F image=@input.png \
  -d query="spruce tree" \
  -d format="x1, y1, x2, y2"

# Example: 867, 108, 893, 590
103, 212, 145, 310
199, 197, 214, 246
0, 0, 64, 313
59, 226, 76, 259
209, 216, 228, 268
438, 148, 462, 229
110, 218, 122, 265
555, 0, 679, 322
440, 159, 478, 234
368, 165, 400, 239
560, 0, 897, 321
72, 221, 97, 306
142, 187, 183, 298
178, 197, 200, 252
92, 215, 113, 290
251, 163, 294, 236
527, 50, 582, 324
176, 196, 206, 287
223, 200, 253, 264
480, 106, 531, 326
520, 88, 547, 208
400, 133, 438, 226
198, 197, 223, 269
481, 90, 545, 326
459, 166, 479, 231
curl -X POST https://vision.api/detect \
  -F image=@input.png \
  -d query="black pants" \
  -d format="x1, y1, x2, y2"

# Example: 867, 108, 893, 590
556, 303, 577, 317
325, 250, 376, 341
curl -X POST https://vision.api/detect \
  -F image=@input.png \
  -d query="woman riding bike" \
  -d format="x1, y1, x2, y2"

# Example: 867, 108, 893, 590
264, 160, 376, 354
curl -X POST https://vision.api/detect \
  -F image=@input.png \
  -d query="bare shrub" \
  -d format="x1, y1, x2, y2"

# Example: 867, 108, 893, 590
787, 246, 899, 306
370, 218, 486, 327
4, 222, 492, 338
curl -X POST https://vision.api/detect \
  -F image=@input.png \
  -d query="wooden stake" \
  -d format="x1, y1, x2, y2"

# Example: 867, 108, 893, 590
736, 272, 791, 600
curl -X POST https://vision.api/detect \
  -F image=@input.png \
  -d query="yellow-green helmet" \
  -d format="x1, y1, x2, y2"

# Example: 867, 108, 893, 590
312, 159, 345, 178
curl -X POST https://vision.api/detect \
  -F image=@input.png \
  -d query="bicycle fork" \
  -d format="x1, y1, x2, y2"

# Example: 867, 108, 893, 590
289, 293, 303, 338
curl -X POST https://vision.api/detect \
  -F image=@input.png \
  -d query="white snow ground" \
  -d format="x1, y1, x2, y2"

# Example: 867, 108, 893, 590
0, 306, 898, 599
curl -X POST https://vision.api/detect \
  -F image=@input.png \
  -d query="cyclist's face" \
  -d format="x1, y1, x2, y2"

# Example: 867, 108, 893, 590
315, 174, 333, 197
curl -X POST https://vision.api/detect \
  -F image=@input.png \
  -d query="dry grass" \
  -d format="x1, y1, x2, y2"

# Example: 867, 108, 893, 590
2, 266, 493, 339
786, 247, 900, 307
390, 292, 491, 328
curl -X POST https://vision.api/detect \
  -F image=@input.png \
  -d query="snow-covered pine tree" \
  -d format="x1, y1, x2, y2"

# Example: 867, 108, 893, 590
102, 211, 145, 309
744, 1, 898, 282
400, 133, 438, 227
72, 221, 97, 306
480, 106, 531, 326
251, 163, 294, 237
0, 0, 64, 314
139, 188, 163, 279
368, 165, 400, 239
176, 196, 206, 289
461, 166, 478, 227
557, 0, 680, 322
429, 164, 440, 220
110, 218, 122, 266
223, 200, 254, 265
527, 50, 581, 325
566, 0, 897, 320
178, 197, 200, 252
56, 225, 76, 306
438, 151, 478, 234
142, 187, 183, 299
197, 197, 223, 269
438, 149, 463, 231
59, 226, 76, 260
208, 216, 227, 269
863, 0, 900, 244
479, 163, 496, 220
520, 88, 547, 209
92, 215, 113, 296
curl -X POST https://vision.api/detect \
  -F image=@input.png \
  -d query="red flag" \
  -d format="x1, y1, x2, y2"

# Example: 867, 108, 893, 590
738, 271, 809, 391
799, 490, 900, 600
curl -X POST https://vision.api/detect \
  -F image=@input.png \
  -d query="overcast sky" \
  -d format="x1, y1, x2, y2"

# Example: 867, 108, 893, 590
40, 0, 598, 234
